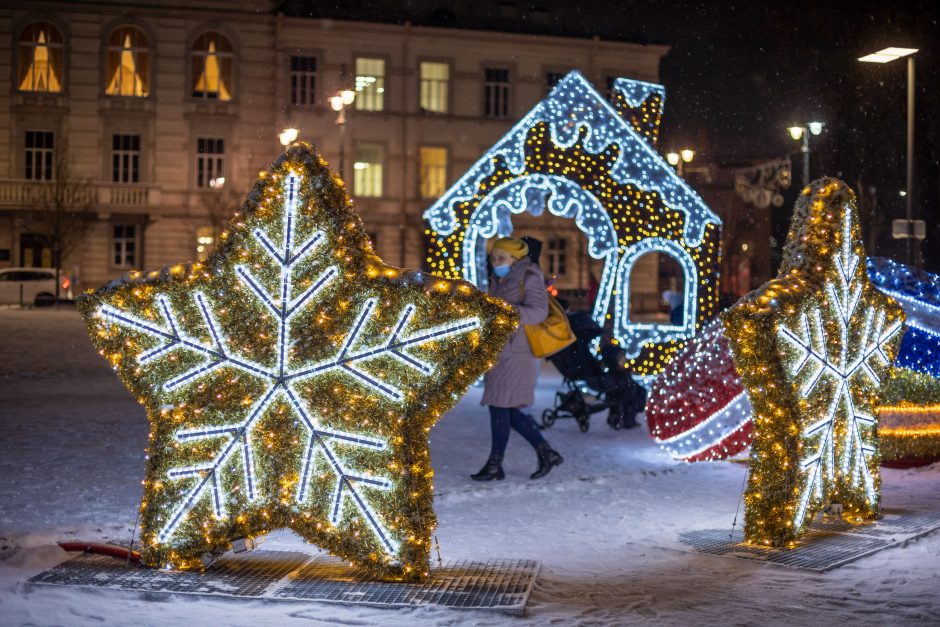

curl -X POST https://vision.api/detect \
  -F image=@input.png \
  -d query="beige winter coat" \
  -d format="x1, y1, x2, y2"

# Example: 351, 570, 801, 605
481, 258, 549, 407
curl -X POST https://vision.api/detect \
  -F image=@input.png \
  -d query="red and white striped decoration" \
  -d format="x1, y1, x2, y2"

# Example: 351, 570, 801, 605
646, 319, 753, 462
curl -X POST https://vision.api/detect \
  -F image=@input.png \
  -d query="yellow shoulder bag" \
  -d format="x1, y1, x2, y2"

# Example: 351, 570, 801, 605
520, 281, 576, 358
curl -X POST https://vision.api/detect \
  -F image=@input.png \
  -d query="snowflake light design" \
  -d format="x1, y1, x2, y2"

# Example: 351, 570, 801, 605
723, 179, 905, 547
79, 145, 516, 579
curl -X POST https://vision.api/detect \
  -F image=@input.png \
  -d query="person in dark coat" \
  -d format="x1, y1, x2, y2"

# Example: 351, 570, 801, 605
599, 344, 646, 429
472, 237, 563, 481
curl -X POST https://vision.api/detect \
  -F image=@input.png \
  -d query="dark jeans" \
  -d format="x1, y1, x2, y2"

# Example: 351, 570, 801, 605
488, 406, 546, 457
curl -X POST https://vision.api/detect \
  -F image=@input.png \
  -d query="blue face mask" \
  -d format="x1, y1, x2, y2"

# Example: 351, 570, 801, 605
492, 264, 512, 278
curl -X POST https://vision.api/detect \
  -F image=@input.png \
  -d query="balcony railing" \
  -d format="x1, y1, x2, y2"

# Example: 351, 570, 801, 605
0, 179, 160, 209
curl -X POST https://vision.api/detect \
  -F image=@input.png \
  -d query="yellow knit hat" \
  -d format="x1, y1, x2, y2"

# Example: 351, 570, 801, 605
489, 237, 529, 260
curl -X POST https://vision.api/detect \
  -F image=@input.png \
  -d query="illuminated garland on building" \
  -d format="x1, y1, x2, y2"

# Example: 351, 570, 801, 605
78, 144, 516, 580
647, 319, 753, 462
722, 179, 905, 547
423, 70, 722, 376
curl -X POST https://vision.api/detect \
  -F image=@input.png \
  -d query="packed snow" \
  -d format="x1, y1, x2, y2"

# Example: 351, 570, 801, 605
1, 308, 939, 626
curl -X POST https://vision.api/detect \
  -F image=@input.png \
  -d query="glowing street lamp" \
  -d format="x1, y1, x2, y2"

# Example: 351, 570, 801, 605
787, 121, 824, 187
666, 148, 695, 176
860, 46, 919, 267
278, 127, 299, 146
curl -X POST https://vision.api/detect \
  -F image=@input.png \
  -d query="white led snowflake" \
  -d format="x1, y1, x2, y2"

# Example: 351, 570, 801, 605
97, 174, 480, 555
777, 213, 903, 529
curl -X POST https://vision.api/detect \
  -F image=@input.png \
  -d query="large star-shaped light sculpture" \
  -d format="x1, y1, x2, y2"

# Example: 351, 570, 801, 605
79, 145, 516, 580
722, 178, 905, 547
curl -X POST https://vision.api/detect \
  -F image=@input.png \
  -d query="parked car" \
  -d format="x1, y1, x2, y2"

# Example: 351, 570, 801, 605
0, 267, 74, 306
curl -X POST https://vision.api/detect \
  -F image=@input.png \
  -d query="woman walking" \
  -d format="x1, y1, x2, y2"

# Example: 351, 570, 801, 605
472, 237, 564, 481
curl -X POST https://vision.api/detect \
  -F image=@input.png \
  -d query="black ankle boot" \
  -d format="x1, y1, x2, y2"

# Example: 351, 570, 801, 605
530, 443, 563, 479
471, 455, 505, 481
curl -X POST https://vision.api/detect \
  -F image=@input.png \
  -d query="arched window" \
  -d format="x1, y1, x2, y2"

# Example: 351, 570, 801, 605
191, 32, 233, 101
18, 21, 64, 93
627, 251, 685, 324
105, 26, 150, 97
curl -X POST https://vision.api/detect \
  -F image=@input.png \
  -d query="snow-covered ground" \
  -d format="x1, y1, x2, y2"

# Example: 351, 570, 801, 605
1, 307, 939, 626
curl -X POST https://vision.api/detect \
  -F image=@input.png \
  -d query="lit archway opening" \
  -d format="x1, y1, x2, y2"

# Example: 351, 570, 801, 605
614, 238, 697, 359
461, 174, 619, 330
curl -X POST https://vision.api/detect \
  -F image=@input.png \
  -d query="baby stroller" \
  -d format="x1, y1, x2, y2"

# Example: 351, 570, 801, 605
540, 311, 647, 433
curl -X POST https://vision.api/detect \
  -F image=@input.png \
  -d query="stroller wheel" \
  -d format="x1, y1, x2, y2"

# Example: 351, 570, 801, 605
541, 408, 556, 428
578, 415, 590, 433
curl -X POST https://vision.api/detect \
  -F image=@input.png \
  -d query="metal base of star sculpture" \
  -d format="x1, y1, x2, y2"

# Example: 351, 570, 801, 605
78, 144, 517, 581
28, 550, 540, 615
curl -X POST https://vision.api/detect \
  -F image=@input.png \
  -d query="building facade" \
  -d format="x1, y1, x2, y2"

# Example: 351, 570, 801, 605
0, 0, 667, 293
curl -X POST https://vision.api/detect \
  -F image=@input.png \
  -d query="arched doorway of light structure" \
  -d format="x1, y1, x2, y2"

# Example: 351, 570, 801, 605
460, 174, 619, 331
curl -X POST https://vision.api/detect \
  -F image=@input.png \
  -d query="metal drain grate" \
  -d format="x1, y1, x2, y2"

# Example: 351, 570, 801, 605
26, 551, 539, 615
679, 508, 940, 571
273, 558, 538, 612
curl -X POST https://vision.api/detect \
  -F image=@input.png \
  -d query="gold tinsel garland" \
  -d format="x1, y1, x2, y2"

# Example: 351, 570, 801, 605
722, 179, 905, 547
78, 144, 516, 580
877, 368, 940, 462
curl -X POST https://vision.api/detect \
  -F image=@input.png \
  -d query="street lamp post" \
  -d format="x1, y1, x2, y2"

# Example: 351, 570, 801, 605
787, 122, 824, 188
329, 89, 356, 180
859, 47, 919, 267
666, 148, 695, 176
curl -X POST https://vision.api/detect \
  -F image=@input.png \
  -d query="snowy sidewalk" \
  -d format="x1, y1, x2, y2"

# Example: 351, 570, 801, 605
2, 309, 940, 625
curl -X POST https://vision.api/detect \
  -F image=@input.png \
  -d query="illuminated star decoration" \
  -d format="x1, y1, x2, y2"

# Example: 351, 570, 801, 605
79, 144, 516, 580
423, 70, 721, 378
722, 178, 905, 547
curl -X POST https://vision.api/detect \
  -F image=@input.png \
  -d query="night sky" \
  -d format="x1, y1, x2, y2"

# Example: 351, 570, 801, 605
287, 0, 940, 269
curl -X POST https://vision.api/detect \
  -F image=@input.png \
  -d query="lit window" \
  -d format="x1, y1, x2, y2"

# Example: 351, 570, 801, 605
547, 237, 567, 276
112, 224, 138, 268
419, 147, 447, 199
419, 62, 449, 113
353, 143, 384, 197
195, 138, 225, 188
192, 32, 233, 101
484, 67, 510, 119
25, 131, 54, 181
105, 26, 150, 97
18, 21, 63, 93
290, 55, 316, 106
112, 134, 140, 184
196, 226, 216, 261
354, 58, 385, 112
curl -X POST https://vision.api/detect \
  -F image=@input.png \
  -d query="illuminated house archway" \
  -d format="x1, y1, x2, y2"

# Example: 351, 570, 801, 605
424, 71, 722, 376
